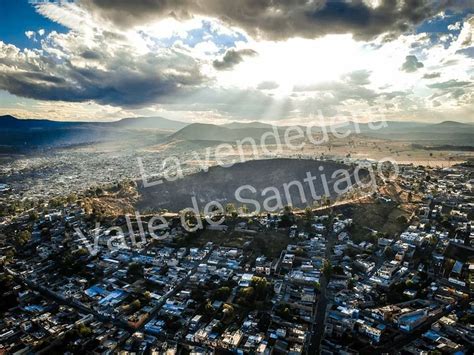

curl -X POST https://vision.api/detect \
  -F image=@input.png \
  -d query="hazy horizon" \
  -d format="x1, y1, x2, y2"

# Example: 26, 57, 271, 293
2, 113, 474, 126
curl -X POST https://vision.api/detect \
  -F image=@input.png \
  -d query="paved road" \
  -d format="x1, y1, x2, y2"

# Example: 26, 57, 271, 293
308, 214, 335, 354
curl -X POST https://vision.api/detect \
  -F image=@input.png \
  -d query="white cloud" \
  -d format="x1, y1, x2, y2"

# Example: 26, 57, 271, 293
448, 21, 462, 31
25, 31, 36, 40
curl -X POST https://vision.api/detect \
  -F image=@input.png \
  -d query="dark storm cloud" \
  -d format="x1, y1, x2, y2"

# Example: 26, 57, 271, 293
0, 40, 206, 107
401, 55, 424, 72
213, 48, 257, 70
81, 0, 471, 40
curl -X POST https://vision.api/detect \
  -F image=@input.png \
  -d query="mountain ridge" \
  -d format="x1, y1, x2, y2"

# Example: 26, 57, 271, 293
0, 115, 188, 130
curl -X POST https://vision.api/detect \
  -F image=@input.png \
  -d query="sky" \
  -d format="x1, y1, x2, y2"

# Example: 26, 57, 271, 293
0, 0, 473, 124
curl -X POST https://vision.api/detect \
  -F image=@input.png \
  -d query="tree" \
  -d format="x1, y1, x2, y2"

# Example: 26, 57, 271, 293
275, 303, 292, 321
441, 217, 453, 231
66, 193, 78, 204
323, 195, 331, 206
204, 301, 215, 315
130, 299, 141, 311
405, 279, 414, 288
222, 303, 235, 323
323, 260, 333, 279
333, 265, 344, 275
304, 207, 313, 221
384, 246, 395, 258
239, 286, 255, 299
225, 203, 236, 215
183, 210, 200, 229
396, 215, 408, 226
237, 286, 255, 306
294, 248, 306, 257
77, 323, 92, 337
76, 247, 89, 257
252, 276, 269, 301
127, 262, 144, 279
28, 211, 39, 221
16, 230, 31, 246
214, 286, 231, 301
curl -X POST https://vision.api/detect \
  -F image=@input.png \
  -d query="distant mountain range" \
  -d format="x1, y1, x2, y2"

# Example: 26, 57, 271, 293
1, 115, 473, 152
0, 115, 187, 131
349, 120, 474, 144
0, 115, 187, 152
170, 120, 474, 145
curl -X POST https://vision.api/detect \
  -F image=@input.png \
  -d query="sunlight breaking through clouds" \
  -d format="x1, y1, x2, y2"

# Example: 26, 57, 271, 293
0, 0, 472, 123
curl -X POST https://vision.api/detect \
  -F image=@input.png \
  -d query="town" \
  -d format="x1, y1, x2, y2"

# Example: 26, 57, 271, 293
1, 160, 472, 354
1, 0, 474, 353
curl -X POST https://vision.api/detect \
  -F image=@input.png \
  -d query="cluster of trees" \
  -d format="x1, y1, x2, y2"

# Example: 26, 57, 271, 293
278, 206, 295, 228
0, 199, 37, 217
236, 276, 270, 307
0, 273, 18, 312
122, 299, 141, 313
53, 249, 89, 276
14, 230, 31, 246
48, 193, 78, 209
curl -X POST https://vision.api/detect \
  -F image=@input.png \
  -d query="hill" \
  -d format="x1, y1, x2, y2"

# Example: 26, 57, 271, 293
222, 121, 274, 130
342, 120, 474, 145
169, 123, 285, 142
110, 116, 188, 130
0, 115, 186, 151
0, 115, 188, 131
136, 158, 365, 212
0, 115, 79, 129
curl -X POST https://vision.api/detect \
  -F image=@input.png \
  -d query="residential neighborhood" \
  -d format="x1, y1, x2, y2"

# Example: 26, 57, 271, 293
1, 161, 473, 354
